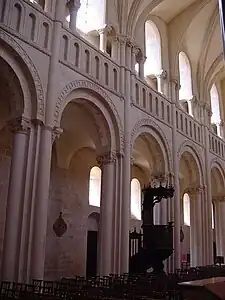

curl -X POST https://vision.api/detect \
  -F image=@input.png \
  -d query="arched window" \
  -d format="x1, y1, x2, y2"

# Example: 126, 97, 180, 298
131, 178, 141, 220
77, 0, 104, 33
210, 84, 221, 136
145, 21, 162, 76
89, 166, 102, 207
183, 193, 190, 226
179, 52, 193, 101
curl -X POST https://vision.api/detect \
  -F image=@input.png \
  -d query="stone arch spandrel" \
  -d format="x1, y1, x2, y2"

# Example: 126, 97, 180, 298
0, 30, 44, 121
178, 140, 204, 186
130, 118, 172, 172
55, 80, 124, 153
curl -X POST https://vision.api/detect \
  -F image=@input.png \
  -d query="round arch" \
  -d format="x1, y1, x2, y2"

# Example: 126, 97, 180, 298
0, 31, 44, 121
211, 159, 225, 196
178, 141, 204, 186
130, 118, 172, 173
203, 53, 224, 102
55, 80, 123, 154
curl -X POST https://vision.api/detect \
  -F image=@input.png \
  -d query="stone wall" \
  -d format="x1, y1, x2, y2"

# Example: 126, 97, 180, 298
44, 147, 98, 280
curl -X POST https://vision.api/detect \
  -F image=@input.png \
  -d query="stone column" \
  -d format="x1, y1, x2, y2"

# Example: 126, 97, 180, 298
130, 45, 139, 101
111, 152, 123, 274
97, 152, 116, 276
189, 187, 204, 266
120, 36, 132, 273
138, 55, 146, 80
29, 126, 62, 280
118, 36, 126, 96
202, 104, 214, 264
219, 201, 225, 259
99, 27, 110, 53
169, 79, 181, 271
219, 120, 224, 138
214, 198, 223, 256
111, 37, 119, 61
2, 117, 30, 281
67, 0, 81, 33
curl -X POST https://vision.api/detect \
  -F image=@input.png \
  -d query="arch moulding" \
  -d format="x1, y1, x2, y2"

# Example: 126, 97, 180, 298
177, 140, 204, 185
130, 118, 172, 172
55, 80, 124, 152
0, 30, 45, 120
210, 158, 225, 186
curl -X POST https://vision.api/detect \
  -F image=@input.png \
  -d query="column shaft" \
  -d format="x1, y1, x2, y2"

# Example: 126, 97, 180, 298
196, 190, 203, 266
98, 154, 115, 276
99, 30, 107, 52
30, 127, 53, 280
120, 36, 131, 273
170, 80, 181, 270
2, 120, 29, 281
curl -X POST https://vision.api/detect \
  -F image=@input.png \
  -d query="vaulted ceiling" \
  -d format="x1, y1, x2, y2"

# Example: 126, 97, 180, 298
110, 0, 225, 98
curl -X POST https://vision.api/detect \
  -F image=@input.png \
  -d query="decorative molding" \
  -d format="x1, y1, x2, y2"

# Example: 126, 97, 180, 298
0, 30, 45, 119
186, 186, 203, 195
52, 127, 63, 144
177, 140, 204, 185
66, 0, 81, 11
97, 151, 117, 166
8, 117, 30, 134
55, 80, 124, 151
212, 195, 225, 202
130, 118, 172, 171
130, 156, 135, 165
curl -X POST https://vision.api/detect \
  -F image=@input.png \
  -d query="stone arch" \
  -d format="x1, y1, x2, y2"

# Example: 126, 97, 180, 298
55, 80, 123, 154
0, 31, 44, 121
203, 53, 224, 102
178, 141, 204, 186
130, 118, 172, 173
210, 159, 225, 196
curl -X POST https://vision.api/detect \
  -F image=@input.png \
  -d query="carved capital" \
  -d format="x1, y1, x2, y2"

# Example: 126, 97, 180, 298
170, 79, 180, 91
67, 0, 81, 11
126, 38, 135, 48
131, 156, 135, 165
132, 46, 140, 56
52, 127, 63, 144
97, 151, 117, 166
117, 35, 127, 45
212, 195, 225, 202
8, 117, 30, 134
157, 69, 167, 80
186, 186, 203, 195
151, 172, 167, 183
98, 25, 112, 35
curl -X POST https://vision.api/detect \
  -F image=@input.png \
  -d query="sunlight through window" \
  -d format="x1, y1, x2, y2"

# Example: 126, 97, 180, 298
179, 52, 193, 101
183, 193, 190, 226
131, 178, 142, 220
76, 0, 104, 33
145, 21, 162, 76
89, 166, 101, 207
